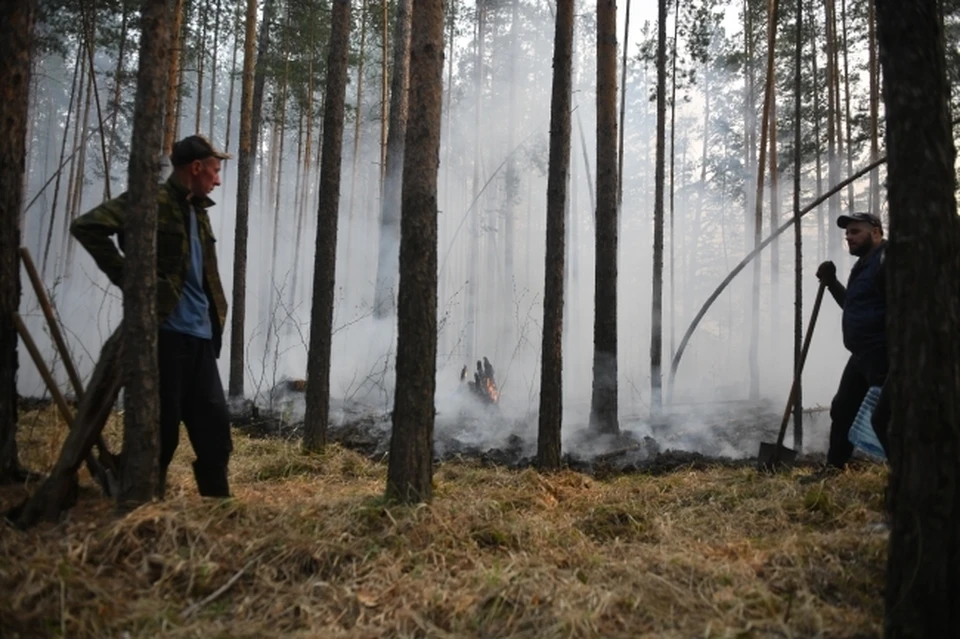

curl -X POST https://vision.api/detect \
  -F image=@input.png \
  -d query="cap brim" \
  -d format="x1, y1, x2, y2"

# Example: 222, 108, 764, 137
837, 215, 854, 228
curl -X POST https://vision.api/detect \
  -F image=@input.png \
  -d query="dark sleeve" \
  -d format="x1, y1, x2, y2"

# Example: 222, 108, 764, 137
69, 193, 129, 287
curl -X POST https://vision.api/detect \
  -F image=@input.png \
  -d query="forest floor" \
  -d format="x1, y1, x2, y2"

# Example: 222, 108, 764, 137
1, 406, 887, 638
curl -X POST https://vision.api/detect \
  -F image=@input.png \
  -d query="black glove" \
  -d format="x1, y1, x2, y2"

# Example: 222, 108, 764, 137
816, 260, 837, 283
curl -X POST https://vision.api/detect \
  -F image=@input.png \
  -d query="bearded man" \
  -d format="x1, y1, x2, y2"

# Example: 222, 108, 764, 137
804, 212, 888, 481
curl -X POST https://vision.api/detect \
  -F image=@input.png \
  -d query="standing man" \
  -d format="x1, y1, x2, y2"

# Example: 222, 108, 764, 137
804, 212, 889, 482
71, 135, 233, 498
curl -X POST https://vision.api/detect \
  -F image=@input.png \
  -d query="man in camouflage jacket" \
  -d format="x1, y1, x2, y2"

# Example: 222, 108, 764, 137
71, 135, 233, 498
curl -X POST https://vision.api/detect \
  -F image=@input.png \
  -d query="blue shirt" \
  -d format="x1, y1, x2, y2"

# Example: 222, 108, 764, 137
161, 206, 213, 339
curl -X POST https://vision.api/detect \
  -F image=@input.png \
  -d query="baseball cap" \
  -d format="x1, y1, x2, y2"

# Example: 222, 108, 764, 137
170, 135, 233, 166
837, 212, 883, 230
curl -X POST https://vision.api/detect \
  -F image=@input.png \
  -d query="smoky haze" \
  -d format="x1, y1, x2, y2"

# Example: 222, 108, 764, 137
17, 1, 874, 459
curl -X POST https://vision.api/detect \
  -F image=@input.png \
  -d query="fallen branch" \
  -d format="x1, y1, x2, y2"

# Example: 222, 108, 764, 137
667, 156, 886, 399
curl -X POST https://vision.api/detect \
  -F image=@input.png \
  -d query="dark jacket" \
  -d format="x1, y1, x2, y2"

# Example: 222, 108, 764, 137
70, 176, 229, 356
842, 241, 886, 360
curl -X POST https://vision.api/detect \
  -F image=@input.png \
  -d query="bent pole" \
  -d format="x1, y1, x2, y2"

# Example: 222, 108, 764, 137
667, 155, 887, 400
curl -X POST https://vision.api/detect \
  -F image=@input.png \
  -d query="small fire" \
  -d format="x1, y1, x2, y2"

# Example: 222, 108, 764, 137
461, 356, 499, 405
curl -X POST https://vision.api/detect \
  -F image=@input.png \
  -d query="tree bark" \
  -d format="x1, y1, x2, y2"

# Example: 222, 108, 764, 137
228, 0, 258, 398
792, 0, 803, 451
386, 0, 443, 503
302, 0, 352, 452
163, 0, 186, 154
649, 0, 667, 414
590, 0, 620, 433
373, 0, 413, 318
537, 0, 573, 471
867, 0, 880, 214
119, 0, 175, 509
875, 1, 960, 634
0, 0, 35, 484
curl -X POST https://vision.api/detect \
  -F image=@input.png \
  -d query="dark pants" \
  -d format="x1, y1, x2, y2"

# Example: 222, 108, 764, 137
828, 352, 887, 468
158, 330, 232, 496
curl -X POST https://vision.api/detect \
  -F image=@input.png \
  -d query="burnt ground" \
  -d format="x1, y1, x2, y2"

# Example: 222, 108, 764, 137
228, 386, 837, 477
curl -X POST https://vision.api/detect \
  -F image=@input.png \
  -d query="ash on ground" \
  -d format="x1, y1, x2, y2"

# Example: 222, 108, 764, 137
229, 380, 833, 475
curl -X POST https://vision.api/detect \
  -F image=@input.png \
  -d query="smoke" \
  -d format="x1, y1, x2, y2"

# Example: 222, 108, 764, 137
17, 1, 864, 461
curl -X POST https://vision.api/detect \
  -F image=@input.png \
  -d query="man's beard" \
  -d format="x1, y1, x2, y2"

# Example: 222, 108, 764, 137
850, 235, 875, 257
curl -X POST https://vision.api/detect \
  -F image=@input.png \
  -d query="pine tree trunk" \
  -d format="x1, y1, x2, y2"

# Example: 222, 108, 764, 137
824, 0, 841, 260
380, 0, 389, 190
195, 0, 207, 133
223, 0, 241, 153
840, 0, 855, 212
118, 0, 175, 509
867, 0, 880, 214
302, 0, 352, 452
875, 1, 960, 633
373, 0, 412, 318
348, 0, 368, 221
590, 0, 619, 432
537, 0, 573, 471
792, 0, 803, 451
228, 0, 258, 398
42, 47, 82, 279
385, 0, 444, 504
107, 0, 131, 169
163, 0, 186, 153
208, 0, 220, 140
668, 0, 679, 364
0, 0, 35, 484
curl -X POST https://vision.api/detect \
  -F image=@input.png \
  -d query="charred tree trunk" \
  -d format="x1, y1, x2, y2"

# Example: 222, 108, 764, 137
119, 0, 175, 509
373, 0, 412, 318
0, 0, 35, 484
537, 0, 573, 472
385, 0, 443, 504
302, 0, 351, 452
875, 1, 960, 634
668, 0, 679, 363
227, 0, 258, 398
590, 0, 619, 432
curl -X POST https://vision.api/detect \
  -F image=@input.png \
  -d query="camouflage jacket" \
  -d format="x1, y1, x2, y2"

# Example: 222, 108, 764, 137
70, 176, 229, 356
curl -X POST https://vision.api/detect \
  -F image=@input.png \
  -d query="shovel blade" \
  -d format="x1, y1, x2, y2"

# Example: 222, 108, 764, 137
757, 441, 798, 472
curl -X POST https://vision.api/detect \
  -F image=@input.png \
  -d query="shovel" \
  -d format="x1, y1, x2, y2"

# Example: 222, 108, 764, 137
757, 280, 827, 472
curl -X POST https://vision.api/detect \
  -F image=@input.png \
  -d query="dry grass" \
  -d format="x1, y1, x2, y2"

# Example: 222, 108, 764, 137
1, 408, 888, 638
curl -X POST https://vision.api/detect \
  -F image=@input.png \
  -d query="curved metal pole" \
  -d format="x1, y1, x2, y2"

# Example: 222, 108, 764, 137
667, 155, 887, 400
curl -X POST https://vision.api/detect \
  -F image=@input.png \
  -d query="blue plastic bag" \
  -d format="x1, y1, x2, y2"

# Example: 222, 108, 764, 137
848, 385, 887, 461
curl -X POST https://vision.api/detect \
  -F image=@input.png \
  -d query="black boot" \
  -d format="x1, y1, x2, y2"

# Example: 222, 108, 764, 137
192, 461, 231, 497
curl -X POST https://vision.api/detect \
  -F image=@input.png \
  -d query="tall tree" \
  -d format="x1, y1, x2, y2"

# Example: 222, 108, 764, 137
373, 0, 413, 318
0, 0, 36, 484
163, 0, 186, 153
537, 0, 573, 471
875, 0, 960, 634
650, 0, 667, 412
590, 0, 620, 434
227, 0, 258, 398
385, 0, 444, 503
302, 0, 352, 452
792, 0, 803, 451
119, 0, 176, 509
